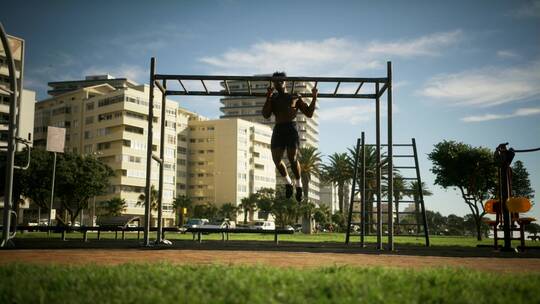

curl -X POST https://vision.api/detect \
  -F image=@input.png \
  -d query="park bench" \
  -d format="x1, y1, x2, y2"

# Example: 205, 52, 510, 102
185, 227, 294, 244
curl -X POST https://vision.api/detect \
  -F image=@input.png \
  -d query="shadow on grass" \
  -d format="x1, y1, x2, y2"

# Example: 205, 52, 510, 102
10, 236, 540, 259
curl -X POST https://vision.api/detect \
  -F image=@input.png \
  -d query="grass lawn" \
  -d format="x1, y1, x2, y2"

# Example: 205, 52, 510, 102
1, 263, 539, 304
15, 231, 537, 247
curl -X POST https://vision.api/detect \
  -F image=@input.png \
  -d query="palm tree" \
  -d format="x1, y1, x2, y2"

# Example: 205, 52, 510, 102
392, 173, 407, 233
346, 145, 389, 233
220, 203, 239, 220
240, 193, 258, 224
322, 153, 352, 213
99, 197, 127, 217
173, 195, 192, 226
137, 185, 159, 226
297, 146, 322, 199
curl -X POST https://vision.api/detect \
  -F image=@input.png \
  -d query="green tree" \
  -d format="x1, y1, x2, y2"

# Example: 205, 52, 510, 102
220, 203, 238, 220
525, 223, 540, 236
511, 160, 535, 199
446, 214, 465, 236
99, 197, 127, 217
331, 211, 346, 232
425, 210, 446, 235
321, 153, 352, 213
410, 181, 433, 233
173, 195, 192, 226
240, 193, 258, 224
137, 185, 159, 226
255, 188, 275, 220
55, 153, 114, 226
297, 146, 322, 201
203, 202, 219, 220
313, 204, 331, 231
272, 196, 299, 228
428, 140, 497, 240
347, 145, 389, 233
1, 149, 53, 221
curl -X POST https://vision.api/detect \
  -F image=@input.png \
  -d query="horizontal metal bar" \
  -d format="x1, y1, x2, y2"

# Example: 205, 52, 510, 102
165, 90, 377, 99
363, 144, 413, 147
393, 155, 414, 158
156, 74, 388, 83
394, 166, 416, 169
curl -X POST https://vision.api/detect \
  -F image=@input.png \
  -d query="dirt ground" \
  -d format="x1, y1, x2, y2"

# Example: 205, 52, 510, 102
2, 239, 540, 273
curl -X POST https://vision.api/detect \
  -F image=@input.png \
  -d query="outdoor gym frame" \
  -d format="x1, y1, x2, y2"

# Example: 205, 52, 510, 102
144, 57, 395, 249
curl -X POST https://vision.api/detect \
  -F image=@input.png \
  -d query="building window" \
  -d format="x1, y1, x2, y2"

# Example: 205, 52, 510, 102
85, 116, 94, 125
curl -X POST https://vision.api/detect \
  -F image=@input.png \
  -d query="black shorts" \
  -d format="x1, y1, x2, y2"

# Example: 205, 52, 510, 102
271, 122, 300, 149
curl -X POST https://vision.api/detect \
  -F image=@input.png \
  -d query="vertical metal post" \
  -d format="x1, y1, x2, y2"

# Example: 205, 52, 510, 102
412, 138, 429, 246
47, 152, 57, 236
1, 22, 17, 248
375, 82, 382, 250
156, 80, 166, 244
345, 138, 361, 244
387, 61, 394, 251
144, 58, 156, 246
360, 132, 366, 247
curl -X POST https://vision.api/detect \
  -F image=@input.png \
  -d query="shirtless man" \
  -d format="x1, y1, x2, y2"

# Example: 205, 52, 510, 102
262, 71, 318, 202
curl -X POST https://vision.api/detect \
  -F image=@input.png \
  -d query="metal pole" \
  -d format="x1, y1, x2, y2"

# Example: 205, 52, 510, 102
375, 82, 382, 250
360, 132, 366, 247
144, 57, 156, 246
47, 152, 57, 236
345, 138, 361, 244
387, 61, 394, 251
412, 138, 429, 246
1, 22, 18, 248
156, 80, 166, 244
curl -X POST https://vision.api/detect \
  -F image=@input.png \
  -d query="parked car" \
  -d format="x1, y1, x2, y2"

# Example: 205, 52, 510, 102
183, 218, 209, 229
293, 224, 303, 232
249, 220, 275, 230
203, 218, 236, 229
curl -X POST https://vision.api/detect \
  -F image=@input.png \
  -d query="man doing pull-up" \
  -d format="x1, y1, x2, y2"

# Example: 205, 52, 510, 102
262, 71, 318, 202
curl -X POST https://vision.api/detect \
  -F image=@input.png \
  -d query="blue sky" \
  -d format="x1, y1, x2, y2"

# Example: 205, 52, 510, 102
2, 0, 539, 218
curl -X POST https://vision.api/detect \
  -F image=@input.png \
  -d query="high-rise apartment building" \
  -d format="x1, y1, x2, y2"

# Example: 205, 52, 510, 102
34, 76, 178, 226
187, 118, 275, 220
0, 34, 35, 150
220, 79, 321, 203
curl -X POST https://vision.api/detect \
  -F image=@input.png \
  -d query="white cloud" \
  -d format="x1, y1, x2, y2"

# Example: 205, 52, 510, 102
511, 1, 540, 18
365, 30, 463, 57
496, 50, 519, 58
462, 107, 540, 122
83, 64, 146, 83
418, 61, 540, 107
319, 104, 375, 125
199, 30, 463, 76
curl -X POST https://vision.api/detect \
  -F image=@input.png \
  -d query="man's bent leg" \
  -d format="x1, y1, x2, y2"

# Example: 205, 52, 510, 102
287, 147, 303, 202
272, 147, 293, 198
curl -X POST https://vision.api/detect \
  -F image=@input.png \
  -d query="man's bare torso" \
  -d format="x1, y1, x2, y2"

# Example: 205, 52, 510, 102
271, 92, 305, 124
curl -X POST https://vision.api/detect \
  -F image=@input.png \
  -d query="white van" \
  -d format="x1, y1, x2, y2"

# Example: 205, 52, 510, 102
250, 221, 275, 230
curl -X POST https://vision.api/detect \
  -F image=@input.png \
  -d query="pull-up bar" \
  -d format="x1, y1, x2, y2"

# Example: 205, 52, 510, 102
143, 57, 394, 251
153, 74, 389, 99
